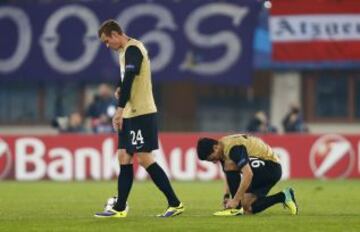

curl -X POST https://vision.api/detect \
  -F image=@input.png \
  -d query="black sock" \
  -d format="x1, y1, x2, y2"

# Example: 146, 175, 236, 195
146, 163, 180, 207
224, 171, 241, 208
113, 164, 133, 211
251, 192, 285, 214
224, 171, 241, 198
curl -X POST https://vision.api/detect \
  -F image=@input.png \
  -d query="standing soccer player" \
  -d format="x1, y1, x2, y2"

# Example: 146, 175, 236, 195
197, 134, 298, 216
95, 19, 184, 218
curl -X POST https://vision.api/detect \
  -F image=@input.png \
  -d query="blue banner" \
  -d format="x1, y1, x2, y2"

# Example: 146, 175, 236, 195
0, 0, 260, 85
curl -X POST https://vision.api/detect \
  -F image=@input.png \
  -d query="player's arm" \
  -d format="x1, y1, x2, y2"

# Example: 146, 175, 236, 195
114, 86, 121, 100
233, 164, 252, 204
229, 146, 253, 205
117, 46, 143, 109
114, 70, 123, 100
112, 46, 143, 131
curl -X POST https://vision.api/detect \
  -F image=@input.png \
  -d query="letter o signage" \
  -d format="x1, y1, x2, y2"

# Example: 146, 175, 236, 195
40, 4, 100, 74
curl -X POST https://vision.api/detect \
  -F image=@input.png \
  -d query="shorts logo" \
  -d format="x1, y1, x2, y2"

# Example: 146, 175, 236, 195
309, 134, 355, 179
0, 138, 12, 180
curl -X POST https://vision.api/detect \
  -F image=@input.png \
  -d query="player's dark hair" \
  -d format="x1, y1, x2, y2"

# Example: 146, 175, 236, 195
98, 19, 123, 38
196, 137, 218, 161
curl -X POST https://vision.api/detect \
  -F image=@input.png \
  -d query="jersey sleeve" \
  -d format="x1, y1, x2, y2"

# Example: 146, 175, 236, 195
124, 46, 143, 74
229, 145, 249, 169
118, 46, 143, 107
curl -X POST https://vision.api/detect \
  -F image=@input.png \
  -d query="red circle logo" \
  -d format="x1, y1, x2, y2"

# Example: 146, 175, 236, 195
0, 138, 12, 180
309, 134, 355, 179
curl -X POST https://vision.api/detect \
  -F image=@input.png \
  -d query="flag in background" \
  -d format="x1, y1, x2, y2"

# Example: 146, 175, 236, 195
270, 0, 360, 61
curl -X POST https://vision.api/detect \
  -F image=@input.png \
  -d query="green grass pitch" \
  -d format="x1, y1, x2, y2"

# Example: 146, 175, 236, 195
0, 180, 359, 232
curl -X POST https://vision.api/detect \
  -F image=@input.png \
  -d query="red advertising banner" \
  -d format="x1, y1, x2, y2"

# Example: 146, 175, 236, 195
270, 0, 360, 61
0, 133, 359, 181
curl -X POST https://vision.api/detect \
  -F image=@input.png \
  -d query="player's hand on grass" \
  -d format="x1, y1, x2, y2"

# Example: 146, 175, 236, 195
114, 87, 120, 100
112, 108, 123, 131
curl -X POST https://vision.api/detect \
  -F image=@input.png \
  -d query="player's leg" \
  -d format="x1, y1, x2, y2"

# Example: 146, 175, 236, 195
245, 161, 291, 214
94, 149, 133, 218
134, 113, 183, 217
247, 190, 285, 214
218, 161, 242, 206
224, 171, 241, 201
248, 188, 298, 215
95, 118, 134, 218
111, 117, 135, 213
112, 149, 134, 212
246, 187, 298, 215
137, 153, 183, 216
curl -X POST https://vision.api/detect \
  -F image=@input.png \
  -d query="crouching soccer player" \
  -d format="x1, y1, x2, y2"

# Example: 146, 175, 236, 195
196, 134, 298, 216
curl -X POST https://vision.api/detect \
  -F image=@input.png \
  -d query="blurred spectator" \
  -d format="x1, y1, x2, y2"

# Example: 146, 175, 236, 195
65, 112, 86, 133
246, 111, 277, 133
52, 112, 87, 133
282, 103, 308, 133
86, 83, 117, 133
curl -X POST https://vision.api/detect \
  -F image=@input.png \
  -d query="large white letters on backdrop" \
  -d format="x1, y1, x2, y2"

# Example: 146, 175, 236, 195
0, 3, 247, 76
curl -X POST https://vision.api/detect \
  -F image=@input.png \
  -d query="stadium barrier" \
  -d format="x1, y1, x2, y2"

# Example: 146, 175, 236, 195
0, 133, 359, 181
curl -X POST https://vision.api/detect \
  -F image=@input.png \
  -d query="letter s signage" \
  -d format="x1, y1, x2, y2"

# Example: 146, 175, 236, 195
183, 3, 248, 75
